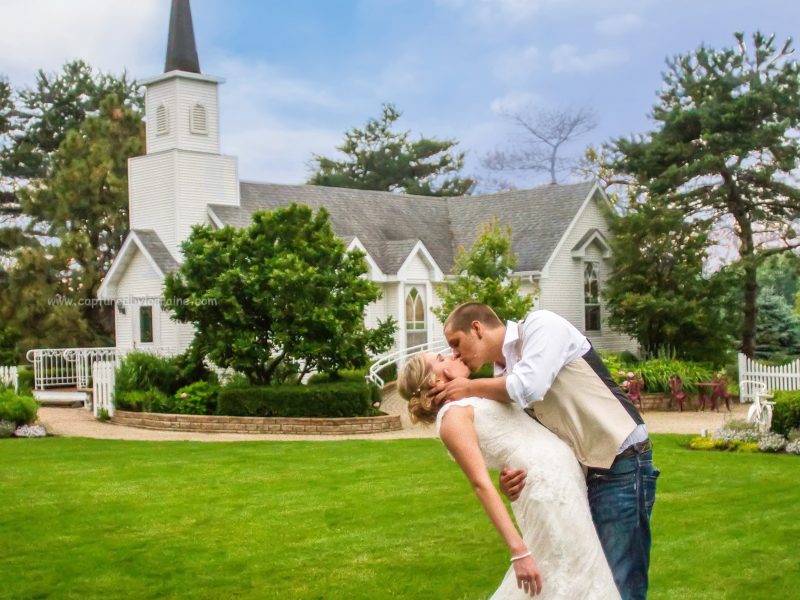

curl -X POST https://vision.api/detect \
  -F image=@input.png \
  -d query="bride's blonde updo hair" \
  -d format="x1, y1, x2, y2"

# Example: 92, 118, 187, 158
397, 354, 440, 424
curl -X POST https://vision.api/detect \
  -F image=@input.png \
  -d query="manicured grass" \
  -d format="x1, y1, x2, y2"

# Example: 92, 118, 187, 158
0, 434, 797, 599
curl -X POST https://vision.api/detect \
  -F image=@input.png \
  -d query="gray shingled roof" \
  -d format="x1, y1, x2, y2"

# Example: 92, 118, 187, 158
448, 181, 596, 273
207, 180, 598, 274
133, 229, 180, 275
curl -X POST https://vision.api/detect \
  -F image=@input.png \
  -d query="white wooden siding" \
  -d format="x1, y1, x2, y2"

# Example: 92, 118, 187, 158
400, 253, 431, 280
145, 82, 178, 153
538, 193, 637, 353
173, 153, 239, 257
146, 77, 220, 155
129, 153, 177, 251
115, 308, 133, 350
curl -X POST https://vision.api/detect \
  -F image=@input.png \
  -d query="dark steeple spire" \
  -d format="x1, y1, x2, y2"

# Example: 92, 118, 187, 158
164, 0, 200, 73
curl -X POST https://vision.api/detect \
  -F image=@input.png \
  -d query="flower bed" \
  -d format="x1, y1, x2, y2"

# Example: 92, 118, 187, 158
689, 420, 800, 455
111, 410, 402, 435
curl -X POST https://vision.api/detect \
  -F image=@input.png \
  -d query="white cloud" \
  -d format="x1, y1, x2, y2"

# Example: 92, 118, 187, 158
0, 0, 165, 84
550, 44, 628, 73
489, 91, 542, 114
436, 0, 564, 25
492, 45, 541, 84
595, 13, 644, 36
213, 56, 346, 184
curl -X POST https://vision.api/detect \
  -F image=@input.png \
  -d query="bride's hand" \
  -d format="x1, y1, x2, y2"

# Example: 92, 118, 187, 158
513, 555, 543, 597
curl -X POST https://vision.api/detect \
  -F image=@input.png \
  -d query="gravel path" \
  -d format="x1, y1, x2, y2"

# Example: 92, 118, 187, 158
37, 388, 748, 443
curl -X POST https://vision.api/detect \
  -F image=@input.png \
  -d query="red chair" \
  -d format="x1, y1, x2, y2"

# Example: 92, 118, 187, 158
710, 376, 732, 412
668, 376, 690, 412
626, 377, 644, 412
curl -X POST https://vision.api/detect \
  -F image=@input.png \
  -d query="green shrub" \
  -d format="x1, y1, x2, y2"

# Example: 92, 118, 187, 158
172, 344, 219, 388
772, 391, 800, 437
307, 369, 367, 385
116, 352, 180, 396
633, 359, 713, 393
16, 366, 34, 397
0, 389, 38, 425
217, 381, 372, 418
115, 388, 173, 413
0, 419, 16, 438
173, 381, 219, 415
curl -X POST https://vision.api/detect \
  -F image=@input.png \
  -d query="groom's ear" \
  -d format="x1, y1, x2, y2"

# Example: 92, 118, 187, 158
471, 320, 484, 339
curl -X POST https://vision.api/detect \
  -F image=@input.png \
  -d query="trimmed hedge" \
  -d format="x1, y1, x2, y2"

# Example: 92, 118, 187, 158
772, 391, 800, 437
217, 381, 372, 418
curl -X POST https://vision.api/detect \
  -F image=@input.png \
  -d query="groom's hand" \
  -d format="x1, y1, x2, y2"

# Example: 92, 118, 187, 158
499, 467, 527, 501
430, 377, 472, 405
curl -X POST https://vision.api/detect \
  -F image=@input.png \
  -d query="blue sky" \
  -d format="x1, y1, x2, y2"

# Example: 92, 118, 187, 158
2, 0, 799, 187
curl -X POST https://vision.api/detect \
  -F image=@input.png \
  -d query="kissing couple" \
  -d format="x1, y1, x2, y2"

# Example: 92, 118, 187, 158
398, 303, 659, 599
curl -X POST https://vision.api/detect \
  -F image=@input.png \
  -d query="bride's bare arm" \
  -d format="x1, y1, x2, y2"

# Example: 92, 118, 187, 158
440, 406, 543, 596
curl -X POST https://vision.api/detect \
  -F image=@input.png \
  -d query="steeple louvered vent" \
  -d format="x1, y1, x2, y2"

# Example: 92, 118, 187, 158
190, 103, 207, 134
155, 104, 169, 135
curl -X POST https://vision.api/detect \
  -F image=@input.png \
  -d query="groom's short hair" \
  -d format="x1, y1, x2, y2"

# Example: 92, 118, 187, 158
445, 302, 503, 333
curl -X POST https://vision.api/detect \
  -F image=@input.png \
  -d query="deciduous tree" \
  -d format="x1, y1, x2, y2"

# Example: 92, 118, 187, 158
164, 204, 396, 384
433, 218, 534, 324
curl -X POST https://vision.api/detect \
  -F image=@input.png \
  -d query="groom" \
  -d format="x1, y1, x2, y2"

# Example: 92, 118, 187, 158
430, 302, 658, 600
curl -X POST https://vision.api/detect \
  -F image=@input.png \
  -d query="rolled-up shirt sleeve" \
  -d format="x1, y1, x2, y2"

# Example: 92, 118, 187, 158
506, 311, 587, 408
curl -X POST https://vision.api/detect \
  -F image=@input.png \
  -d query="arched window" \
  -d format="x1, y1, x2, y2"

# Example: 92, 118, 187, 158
155, 104, 169, 136
405, 287, 427, 348
584, 262, 601, 332
190, 103, 207, 134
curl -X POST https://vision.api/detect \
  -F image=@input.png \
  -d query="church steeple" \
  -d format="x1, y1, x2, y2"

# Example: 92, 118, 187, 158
164, 0, 200, 74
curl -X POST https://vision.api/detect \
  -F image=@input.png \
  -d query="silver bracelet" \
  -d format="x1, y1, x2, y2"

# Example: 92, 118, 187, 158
510, 551, 531, 563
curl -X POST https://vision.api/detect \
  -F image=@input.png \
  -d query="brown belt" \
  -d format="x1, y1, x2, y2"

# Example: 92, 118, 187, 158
617, 439, 652, 460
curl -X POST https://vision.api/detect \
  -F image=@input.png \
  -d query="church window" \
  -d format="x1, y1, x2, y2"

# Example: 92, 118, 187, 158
139, 306, 154, 343
190, 103, 208, 134
584, 262, 601, 332
155, 104, 169, 136
405, 287, 427, 348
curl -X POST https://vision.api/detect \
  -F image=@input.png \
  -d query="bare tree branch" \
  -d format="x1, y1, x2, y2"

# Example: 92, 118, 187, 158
483, 105, 597, 184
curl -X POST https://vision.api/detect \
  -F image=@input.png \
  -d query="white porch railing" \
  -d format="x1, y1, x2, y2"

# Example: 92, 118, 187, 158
92, 360, 117, 417
367, 339, 450, 388
738, 353, 800, 402
26, 346, 176, 390
1, 366, 18, 392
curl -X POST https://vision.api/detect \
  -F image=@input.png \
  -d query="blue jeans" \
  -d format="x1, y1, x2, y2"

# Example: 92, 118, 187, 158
587, 448, 659, 600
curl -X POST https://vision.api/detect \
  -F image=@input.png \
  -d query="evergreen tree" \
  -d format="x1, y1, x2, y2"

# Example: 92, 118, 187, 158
606, 32, 800, 357
309, 104, 474, 196
602, 200, 736, 362
755, 286, 800, 361
0, 62, 143, 358
20, 94, 144, 337
433, 218, 534, 324
164, 204, 396, 384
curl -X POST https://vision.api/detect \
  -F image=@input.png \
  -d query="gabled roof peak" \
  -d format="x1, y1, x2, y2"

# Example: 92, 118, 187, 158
165, 0, 200, 74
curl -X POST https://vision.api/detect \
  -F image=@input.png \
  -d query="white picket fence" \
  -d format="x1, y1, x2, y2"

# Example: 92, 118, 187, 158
738, 353, 800, 402
1, 366, 18, 392
91, 360, 118, 417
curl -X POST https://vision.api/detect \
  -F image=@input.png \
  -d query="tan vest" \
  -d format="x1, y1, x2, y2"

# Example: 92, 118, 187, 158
529, 357, 638, 469
516, 327, 637, 469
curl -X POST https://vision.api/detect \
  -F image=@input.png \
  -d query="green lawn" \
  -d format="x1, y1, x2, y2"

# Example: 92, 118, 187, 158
0, 435, 797, 599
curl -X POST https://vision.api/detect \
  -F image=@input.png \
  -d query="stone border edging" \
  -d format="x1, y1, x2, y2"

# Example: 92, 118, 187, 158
111, 410, 402, 435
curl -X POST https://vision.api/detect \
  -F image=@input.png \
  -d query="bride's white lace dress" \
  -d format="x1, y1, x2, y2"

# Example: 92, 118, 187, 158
437, 398, 620, 600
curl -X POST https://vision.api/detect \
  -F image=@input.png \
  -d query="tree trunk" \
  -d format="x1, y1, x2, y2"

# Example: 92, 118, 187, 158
738, 222, 758, 358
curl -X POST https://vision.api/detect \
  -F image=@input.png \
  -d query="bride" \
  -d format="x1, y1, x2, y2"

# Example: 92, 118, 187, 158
399, 352, 620, 599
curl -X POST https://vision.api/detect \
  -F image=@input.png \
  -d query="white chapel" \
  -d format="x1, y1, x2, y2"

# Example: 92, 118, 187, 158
97, 0, 636, 358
